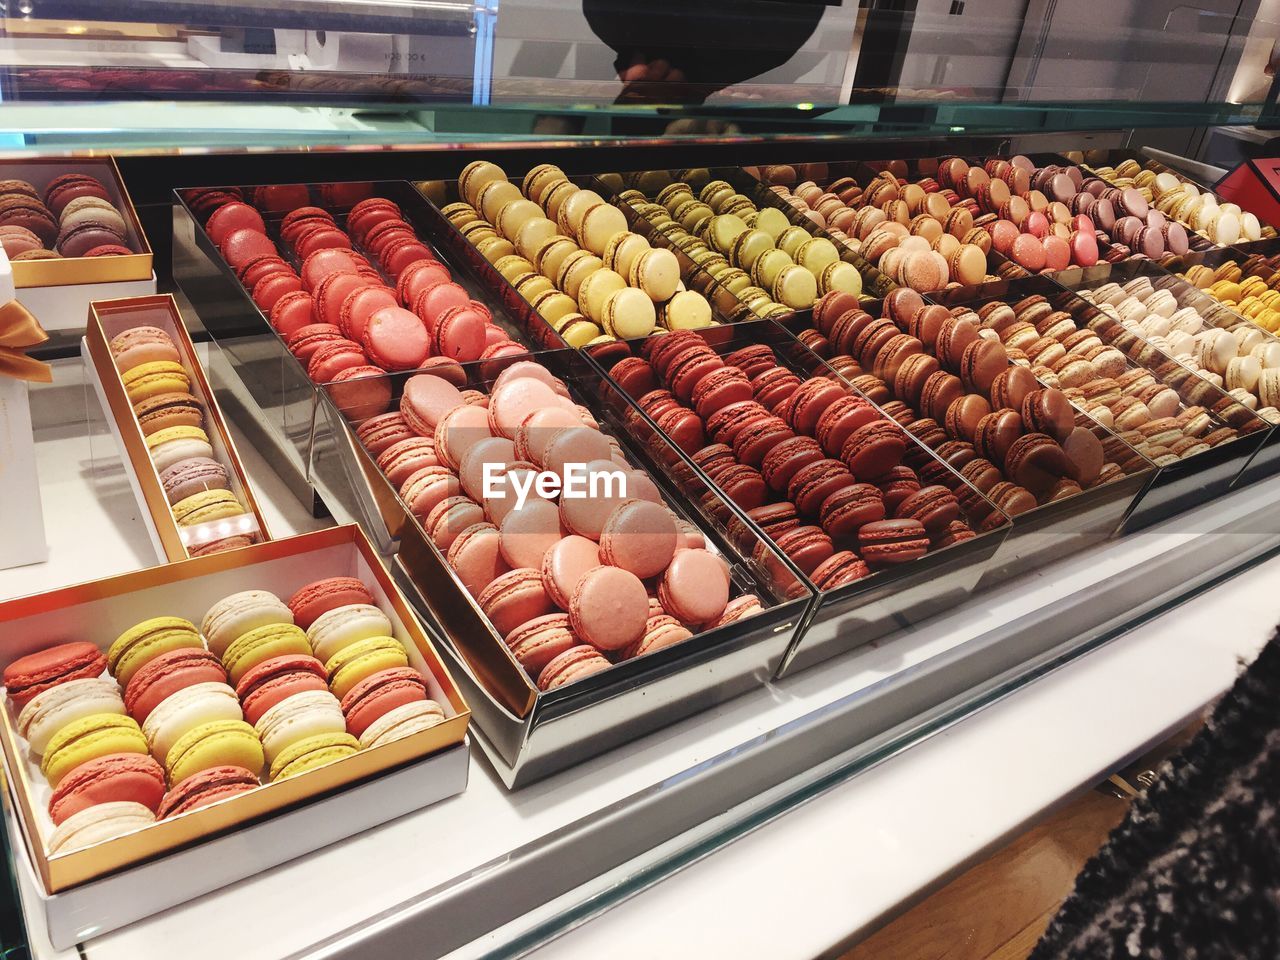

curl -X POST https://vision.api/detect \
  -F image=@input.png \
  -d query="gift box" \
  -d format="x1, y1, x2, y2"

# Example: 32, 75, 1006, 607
0, 524, 470, 947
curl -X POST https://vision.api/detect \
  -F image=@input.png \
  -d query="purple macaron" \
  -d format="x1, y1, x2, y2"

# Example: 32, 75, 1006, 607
160, 457, 228, 505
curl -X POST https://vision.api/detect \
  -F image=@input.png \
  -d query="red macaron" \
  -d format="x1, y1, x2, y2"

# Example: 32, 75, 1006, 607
48, 753, 166, 825
2, 641, 107, 709
236, 654, 329, 726
124, 648, 228, 723
340, 666, 429, 739
287, 577, 376, 630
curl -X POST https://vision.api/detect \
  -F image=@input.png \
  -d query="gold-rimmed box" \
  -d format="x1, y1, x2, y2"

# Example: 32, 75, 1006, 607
0, 524, 470, 947
84, 293, 271, 561
4, 156, 152, 289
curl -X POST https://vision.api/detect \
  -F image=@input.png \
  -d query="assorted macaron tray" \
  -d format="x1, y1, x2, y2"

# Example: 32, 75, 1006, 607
750, 159, 1022, 293
1167, 239, 1280, 340
0, 525, 468, 896
609, 165, 890, 321
0, 157, 152, 287
85, 294, 271, 562
928, 276, 1274, 528
587, 321, 1014, 674
321, 347, 810, 783
1079, 150, 1275, 248
417, 162, 727, 349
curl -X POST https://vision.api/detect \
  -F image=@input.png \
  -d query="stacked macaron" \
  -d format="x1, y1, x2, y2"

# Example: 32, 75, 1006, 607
443, 160, 718, 347
107, 323, 257, 556
621, 173, 864, 317
608, 330, 994, 582
964, 292, 1255, 466
1086, 157, 1270, 247
191, 186, 525, 419
756, 167, 997, 292
796, 290, 1136, 516
354, 359, 764, 689
202, 579, 444, 776
0, 174, 137, 260
1077, 278, 1280, 423
0, 577, 447, 854
1182, 257, 1280, 337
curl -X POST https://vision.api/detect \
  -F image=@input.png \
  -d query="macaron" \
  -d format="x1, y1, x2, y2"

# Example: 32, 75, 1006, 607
48, 801, 156, 854
478, 568, 554, 638
597, 499, 678, 579
202, 590, 294, 658
134, 392, 205, 436
304, 603, 394, 667
159, 456, 229, 505
3, 641, 107, 709
146, 425, 214, 473
165, 718, 264, 784
41, 714, 149, 788
339, 666, 429, 739
17, 677, 124, 756
123, 648, 227, 724
568, 565, 648, 652
172, 489, 245, 527
536, 645, 610, 691
122, 361, 190, 404
254, 688, 346, 765
221, 622, 312, 686
48, 753, 166, 825
157, 765, 260, 819
107, 617, 203, 688
142, 681, 243, 763
356, 699, 446, 750
269, 732, 360, 781
108, 326, 179, 373
657, 548, 730, 625
324, 636, 410, 701
288, 577, 376, 631
235, 654, 329, 726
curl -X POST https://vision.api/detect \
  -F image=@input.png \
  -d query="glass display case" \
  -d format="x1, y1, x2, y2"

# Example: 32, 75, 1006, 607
4, 1, 1280, 957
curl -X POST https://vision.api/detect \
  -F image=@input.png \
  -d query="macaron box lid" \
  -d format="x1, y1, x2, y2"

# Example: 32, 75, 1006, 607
0, 525, 469, 894
0, 156, 152, 289
85, 293, 271, 563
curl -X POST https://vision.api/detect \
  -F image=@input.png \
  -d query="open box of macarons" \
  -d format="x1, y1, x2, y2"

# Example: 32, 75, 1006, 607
587, 320, 1016, 677
84, 294, 271, 561
775, 290, 1158, 587
312, 346, 811, 786
0, 157, 152, 288
927, 273, 1274, 532
0, 525, 468, 945
414, 162, 732, 349
606, 165, 890, 323
747, 158, 1028, 293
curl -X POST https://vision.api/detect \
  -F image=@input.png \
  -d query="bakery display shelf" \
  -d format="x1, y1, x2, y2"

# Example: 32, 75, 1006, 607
7, 355, 1280, 960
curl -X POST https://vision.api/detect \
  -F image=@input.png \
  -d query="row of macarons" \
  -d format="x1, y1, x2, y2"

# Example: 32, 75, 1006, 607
107, 324, 257, 554
1, 577, 444, 854
0, 173, 138, 261
353, 359, 766, 690
194, 189, 530, 392
447, 160, 718, 346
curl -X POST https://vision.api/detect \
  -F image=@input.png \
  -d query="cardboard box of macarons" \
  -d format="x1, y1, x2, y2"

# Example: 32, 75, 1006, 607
0, 157, 152, 287
0, 525, 469, 946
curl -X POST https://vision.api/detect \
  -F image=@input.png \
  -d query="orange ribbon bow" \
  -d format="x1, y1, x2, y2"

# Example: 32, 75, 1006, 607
0, 300, 52, 383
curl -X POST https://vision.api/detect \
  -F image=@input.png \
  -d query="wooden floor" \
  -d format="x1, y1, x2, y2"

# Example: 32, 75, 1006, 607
838, 789, 1130, 960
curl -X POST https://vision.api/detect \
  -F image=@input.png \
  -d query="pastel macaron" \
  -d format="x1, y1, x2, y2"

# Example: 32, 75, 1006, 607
287, 577, 376, 631
48, 753, 166, 825
157, 765, 260, 819
164, 718, 264, 784
536, 645, 610, 691
122, 361, 190, 404
254, 688, 347, 766
146, 425, 213, 473
107, 617, 203, 688
339, 667, 428, 739
123, 648, 227, 724
41, 714, 149, 788
142, 681, 244, 763
357, 699, 446, 750
324, 636, 409, 701
3, 641, 108, 709
269, 732, 360, 781
201, 590, 294, 658
48, 801, 156, 854
235, 654, 329, 726
17, 677, 125, 756
108, 326, 180, 373
172, 489, 245, 527
220, 623, 312, 686
305, 603, 394, 664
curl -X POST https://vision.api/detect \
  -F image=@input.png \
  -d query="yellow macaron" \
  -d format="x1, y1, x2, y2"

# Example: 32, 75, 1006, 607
107, 616, 203, 687
172, 489, 244, 527
325, 636, 408, 700
123, 361, 190, 404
